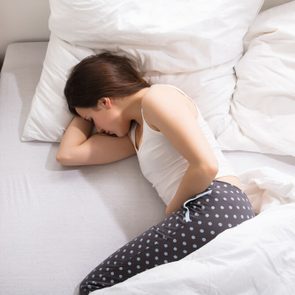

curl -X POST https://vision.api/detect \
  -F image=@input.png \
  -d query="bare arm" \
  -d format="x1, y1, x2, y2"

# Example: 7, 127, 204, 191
142, 86, 218, 215
56, 116, 136, 166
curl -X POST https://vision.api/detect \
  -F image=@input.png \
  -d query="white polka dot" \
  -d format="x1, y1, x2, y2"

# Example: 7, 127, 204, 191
211, 206, 215, 210
210, 230, 215, 235
202, 238, 206, 242
190, 227, 194, 231
224, 214, 229, 218
193, 244, 197, 248
173, 247, 177, 251
128, 270, 132, 274
164, 252, 168, 256
155, 256, 159, 261
146, 260, 150, 264
182, 241, 187, 246
128, 262, 132, 266
208, 221, 213, 226
218, 222, 223, 227
155, 248, 159, 252
228, 223, 232, 227
200, 228, 204, 233
216, 191, 220, 194
215, 214, 219, 218
173, 239, 177, 243
214, 198, 219, 201
198, 221, 202, 225
164, 244, 168, 248
205, 213, 210, 218
183, 250, 188, 254
191, 235, 196, 240
173, 255, 178, 259
111, 272, 114, 276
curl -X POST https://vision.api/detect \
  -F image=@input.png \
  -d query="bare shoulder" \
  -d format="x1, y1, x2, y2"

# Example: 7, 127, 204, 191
141, 84, 198, 124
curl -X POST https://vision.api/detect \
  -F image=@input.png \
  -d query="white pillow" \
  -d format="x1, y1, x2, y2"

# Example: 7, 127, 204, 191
22, 0, 263, 142
22, 34, 95, 141
218, 1, 295, 156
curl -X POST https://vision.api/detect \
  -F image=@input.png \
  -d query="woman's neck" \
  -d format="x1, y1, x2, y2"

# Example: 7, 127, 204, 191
122, 87, 150, 126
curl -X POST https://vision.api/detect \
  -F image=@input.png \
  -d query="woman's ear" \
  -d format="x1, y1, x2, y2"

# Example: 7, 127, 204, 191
97, 97, 112, 110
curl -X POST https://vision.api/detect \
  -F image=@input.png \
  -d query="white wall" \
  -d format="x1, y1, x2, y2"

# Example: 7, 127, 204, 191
0, 0, 50, 69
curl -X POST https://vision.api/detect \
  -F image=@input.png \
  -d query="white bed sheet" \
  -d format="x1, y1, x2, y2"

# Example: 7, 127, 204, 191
0, 42, 294, 295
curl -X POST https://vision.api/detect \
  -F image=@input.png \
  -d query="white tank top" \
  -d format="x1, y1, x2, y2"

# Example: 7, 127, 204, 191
129, 84, 236, 205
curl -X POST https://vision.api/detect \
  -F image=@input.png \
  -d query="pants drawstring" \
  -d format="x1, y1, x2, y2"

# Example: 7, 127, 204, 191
183, 190, 213, 222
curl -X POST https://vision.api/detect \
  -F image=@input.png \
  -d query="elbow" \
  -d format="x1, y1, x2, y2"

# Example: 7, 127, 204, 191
206, 161, 218, 180
56, 151, 73, 166
199, 160, 218, 180
207, 162, 218, 179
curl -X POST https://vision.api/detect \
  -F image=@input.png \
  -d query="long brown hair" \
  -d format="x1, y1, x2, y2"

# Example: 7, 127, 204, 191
64, 52, 150, 115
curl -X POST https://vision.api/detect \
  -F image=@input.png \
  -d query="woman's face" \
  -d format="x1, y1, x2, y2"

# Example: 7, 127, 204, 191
75, 98, 130, 137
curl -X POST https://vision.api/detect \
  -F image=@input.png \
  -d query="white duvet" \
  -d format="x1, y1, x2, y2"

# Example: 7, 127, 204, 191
92, 168, 295, 295
218, 1, 295, 157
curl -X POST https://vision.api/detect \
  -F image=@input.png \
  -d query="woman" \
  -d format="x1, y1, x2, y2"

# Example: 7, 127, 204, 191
57, 52, 255, 294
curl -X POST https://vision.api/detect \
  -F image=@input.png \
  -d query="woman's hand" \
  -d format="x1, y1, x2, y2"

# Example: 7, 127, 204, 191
56, 116, 136, 166
165, 203, 177, 217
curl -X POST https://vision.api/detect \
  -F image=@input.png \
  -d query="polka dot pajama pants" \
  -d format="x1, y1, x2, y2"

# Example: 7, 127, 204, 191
79, 180, 255, 294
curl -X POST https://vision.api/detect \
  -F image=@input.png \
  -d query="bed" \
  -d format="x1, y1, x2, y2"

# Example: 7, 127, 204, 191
1, 1, 295, 295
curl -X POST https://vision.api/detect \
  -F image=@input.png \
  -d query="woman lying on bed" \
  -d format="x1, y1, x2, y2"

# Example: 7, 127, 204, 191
56, 52, 255, 294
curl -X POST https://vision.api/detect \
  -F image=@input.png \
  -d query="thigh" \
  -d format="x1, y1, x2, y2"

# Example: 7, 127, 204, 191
79, 180, 255, 294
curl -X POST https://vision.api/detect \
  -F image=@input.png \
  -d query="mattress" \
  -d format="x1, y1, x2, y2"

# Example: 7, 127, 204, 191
0, 42, 294, 295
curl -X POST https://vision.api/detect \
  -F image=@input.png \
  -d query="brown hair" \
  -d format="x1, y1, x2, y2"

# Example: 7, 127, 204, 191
64, 52, 150, 115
